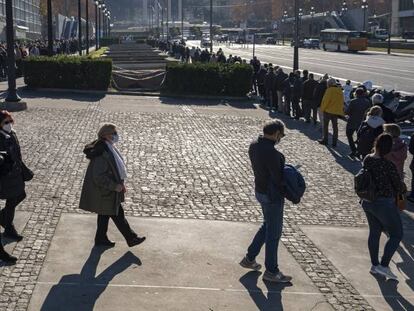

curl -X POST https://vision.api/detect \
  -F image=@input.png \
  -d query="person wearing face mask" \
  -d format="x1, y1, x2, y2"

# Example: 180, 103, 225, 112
240, 120, 292, 284
0, 111, 32, 251
79, 123, 146, 248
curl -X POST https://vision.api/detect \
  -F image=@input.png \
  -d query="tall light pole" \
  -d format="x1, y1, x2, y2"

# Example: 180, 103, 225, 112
310, 7, 315, 37
86, 0, 89, 54
388, 12, 392, 54
298, 8, 303, 37
341, 1, 348, 15
181, 0, 184, 41
47, 0, 53, 56
361, 0, 368, 32
95, 1, 99, 49
5, 0, 23, 104
78, 0, 82, 55
293, 0, 299, 71
210, 0, 213, 53
282, 10, 288, 45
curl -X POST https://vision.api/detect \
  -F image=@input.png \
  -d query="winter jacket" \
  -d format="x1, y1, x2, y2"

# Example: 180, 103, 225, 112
275, 72, 288, 91
292, 77, 303, 100
264, 72, 275, 91
356, 116, 385, 156
282, 77, 294, 97
302, 79, 318, 100
0, 130, 26, 199
313, 80, 327, 108
320, 86, 345, 116
345, 97, 372, 130
385, 137, 407, 179
249, 136, 285, 203
79, 140, 125, 216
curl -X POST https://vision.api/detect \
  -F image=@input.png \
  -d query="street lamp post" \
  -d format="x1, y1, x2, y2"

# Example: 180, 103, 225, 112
282, 11, 288, 45
181, 0, 184, 41
298, 8, 303, 37
78, 0, 82, 55
388, 12, 392, 54
310, 7, 315, 37
361, 0, 368, 32
86, 0, 89, 54
95, 1, 99, 49
341, 1, 348, 15
47, 0, 53, 56
4, 0, 23, 105
210, 0, 213, 53
293, 0, 299, 71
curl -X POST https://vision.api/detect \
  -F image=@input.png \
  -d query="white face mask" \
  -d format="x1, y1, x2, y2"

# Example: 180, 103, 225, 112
2, 123, 12, 133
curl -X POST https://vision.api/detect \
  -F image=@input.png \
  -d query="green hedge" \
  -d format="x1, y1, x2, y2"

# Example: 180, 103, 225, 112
163, 63, 252, 97
23, 55, 112, 90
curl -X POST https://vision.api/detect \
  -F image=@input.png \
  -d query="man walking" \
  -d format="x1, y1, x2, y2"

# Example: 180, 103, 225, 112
240, 120, 292, 283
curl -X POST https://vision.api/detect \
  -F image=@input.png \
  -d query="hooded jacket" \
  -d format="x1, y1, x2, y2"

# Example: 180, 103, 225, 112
79, 139, 124, 216
356, 116, 385, 156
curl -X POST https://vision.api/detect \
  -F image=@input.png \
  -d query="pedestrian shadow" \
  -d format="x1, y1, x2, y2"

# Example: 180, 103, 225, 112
373, 233, 414, 310
40, 248, 141, 311
239, 271, 292, 311
159, 96, 257, 109
268, 110, 362, 175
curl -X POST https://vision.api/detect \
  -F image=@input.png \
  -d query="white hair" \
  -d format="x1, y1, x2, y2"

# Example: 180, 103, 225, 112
372, 93, 384, 104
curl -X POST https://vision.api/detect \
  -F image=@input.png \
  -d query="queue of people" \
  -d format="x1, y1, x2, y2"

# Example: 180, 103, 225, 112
0, 39, 85, 80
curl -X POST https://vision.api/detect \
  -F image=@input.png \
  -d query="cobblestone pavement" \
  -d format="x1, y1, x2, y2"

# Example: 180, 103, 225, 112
0, 95, 412, 310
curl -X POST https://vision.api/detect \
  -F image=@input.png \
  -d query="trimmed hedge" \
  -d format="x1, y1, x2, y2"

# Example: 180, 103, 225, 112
23, 55, 112, 90
163, 63, 253, 97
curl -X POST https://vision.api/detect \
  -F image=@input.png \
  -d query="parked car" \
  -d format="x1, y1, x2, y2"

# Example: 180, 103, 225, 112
265, 37, 277, 45
290, 39, 304, 47
303, 38, 320, 49
201, 37, 211, 48
402, 31, 414, 39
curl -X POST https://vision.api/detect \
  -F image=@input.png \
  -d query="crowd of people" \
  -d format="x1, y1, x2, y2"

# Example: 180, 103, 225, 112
0, 39, 84, 80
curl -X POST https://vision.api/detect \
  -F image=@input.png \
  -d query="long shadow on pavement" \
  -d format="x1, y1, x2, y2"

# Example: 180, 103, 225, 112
0, 88, 106, 102
159, 96, 257, 110
40, 248, 141, 311
239, 271, 292, 311
268, 110, 362, 175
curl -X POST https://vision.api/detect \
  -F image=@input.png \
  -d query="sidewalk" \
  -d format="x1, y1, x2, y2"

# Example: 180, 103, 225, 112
0, 95, 413, 311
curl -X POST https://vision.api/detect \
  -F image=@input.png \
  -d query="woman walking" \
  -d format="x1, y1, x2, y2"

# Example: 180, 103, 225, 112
79, 123, 145, 248
0, 111, 32, 242
361, 134, 405, 280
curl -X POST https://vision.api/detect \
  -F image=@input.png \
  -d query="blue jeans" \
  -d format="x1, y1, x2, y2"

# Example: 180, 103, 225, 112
362, 197, 403, 267
247, 192, 284, 274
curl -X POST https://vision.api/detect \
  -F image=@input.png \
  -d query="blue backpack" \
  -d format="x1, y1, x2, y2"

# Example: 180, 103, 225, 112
283, 164, 306, 204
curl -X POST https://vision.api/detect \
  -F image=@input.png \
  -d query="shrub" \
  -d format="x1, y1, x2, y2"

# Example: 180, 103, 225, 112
163, 62, 252, 97
88, 47, 108, 59
23, 55, 112, 90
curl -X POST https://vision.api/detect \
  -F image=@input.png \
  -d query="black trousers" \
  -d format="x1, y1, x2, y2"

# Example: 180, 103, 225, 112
0, 193, 26, 229
96, 205, 136, 242
346, 128, 357, 154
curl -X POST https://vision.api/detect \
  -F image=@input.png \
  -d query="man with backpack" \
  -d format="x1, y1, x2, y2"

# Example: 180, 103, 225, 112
239, 120, 292, 283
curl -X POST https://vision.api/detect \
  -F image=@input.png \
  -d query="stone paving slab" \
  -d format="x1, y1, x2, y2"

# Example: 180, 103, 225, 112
1, 212, 31, 268
301, 226, 414, 311
28, 214, 332, 311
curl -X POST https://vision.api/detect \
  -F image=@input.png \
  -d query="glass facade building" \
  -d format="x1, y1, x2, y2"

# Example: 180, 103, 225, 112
399, 0, 414, 32
0, 0, 42, 40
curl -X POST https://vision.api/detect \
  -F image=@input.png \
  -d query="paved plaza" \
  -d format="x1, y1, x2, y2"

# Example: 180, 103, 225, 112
0, 91, 413, 310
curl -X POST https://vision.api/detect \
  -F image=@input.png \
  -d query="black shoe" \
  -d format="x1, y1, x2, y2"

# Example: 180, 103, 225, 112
95, 239, 116, 248
3, 226, 23, 242
318, 140, 328, 146
0, 249, 17, 264
127, 236, 146, 247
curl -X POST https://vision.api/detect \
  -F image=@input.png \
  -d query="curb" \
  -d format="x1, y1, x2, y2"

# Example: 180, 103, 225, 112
0, 101, 27, 111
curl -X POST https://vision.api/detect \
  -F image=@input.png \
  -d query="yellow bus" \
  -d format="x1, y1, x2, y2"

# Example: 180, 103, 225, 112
320, 29, 368, 52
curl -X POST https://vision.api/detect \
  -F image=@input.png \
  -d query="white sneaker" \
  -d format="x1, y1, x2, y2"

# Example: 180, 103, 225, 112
370, 265, 379, 274
376, 265, 398, 281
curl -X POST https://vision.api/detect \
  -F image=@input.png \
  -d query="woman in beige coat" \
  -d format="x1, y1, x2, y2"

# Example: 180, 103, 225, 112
79, 123, 145, 247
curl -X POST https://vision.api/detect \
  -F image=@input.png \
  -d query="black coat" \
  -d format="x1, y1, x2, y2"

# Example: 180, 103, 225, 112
0, 130, 25, 199
314, 80, 328, 108
302, 79, 318, 100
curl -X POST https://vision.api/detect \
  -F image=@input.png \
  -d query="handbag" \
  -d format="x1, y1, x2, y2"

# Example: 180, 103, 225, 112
21, 163, 34, 182
396, 194, 406, 211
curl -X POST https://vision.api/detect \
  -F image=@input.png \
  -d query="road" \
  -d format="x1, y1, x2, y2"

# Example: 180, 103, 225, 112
187, 41, 414, 94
